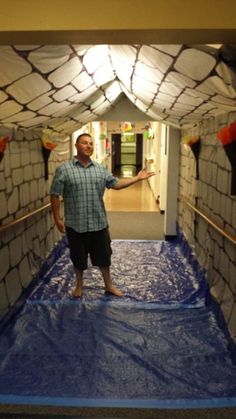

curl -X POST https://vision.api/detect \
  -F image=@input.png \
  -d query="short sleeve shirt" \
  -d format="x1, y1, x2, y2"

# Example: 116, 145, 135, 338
50, 158, 118, 233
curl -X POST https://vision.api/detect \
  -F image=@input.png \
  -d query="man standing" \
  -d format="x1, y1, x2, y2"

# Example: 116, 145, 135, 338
50, 133, 155, 298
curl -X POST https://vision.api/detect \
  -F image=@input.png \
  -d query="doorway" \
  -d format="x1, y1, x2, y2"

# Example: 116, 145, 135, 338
112, 133, 143, 177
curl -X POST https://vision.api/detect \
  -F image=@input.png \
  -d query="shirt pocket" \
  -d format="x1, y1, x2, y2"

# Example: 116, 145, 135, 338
93, 175, 106, 192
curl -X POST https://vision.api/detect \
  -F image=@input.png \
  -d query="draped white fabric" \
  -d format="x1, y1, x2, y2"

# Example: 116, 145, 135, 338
0, 44, 235, 134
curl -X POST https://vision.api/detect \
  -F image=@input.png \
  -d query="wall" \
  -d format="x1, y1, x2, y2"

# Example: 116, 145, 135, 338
164, 126, 180, 237
0, 129, 69, 320
100, 97, 153, 122
178, 112, 236, 339
143, 121, 161, 201
1, 0, 236, 45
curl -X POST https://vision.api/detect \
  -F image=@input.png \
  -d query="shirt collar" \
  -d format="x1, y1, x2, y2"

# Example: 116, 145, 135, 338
73, 157, 94, 167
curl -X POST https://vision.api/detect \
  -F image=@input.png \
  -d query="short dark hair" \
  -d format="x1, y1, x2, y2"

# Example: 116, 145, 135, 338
76, 133, 92, 143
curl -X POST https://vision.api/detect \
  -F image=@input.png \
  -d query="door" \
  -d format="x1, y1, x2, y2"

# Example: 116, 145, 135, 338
136, 133, 143, 171
112, 134, 121, 174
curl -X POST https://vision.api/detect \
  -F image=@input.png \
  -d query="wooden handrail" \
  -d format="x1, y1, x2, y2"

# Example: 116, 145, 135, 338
1, 196, 235, 247
179, 195, 236, 246
0, 203, 51, 234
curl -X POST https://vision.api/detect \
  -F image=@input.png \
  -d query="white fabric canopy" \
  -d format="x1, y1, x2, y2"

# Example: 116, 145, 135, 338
0, 44, 235, 134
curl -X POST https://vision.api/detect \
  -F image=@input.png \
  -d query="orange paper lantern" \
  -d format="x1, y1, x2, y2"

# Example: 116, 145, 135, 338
217, 127, 231, 145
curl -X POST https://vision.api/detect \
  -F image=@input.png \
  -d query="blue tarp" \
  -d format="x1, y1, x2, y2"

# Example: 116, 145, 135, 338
0, 239, 236, 409
28, 239, 207, 308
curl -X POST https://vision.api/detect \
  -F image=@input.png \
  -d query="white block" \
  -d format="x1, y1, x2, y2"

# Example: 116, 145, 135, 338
0, 173, 5, 191
30, 179, 38, 202
9, 236, 22, 267
6, 178, 13, 194
10, 152, 21, 169
12, 167, 24, 186
0, 191, 7, 219
38, 178, 46, 199
33, 163, 43, 179
0, 281, 9, 319
7, 187, 19, 215
228, 304, 236, 341
23, 165, 33, 181
19, 182, 30, 207
0, 245, 10, 281
5, 268, 22, 305
19, 256, 32, 288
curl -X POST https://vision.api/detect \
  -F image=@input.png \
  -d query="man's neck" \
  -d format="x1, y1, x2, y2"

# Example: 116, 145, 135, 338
75, 155, 91, 167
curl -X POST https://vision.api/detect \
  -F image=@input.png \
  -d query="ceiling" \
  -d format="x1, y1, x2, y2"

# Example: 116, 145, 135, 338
0, 44, 236, 136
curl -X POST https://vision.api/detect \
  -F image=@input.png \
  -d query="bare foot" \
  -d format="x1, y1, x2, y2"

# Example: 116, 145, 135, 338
105, 286, 124, 297
72, 288, 83, 298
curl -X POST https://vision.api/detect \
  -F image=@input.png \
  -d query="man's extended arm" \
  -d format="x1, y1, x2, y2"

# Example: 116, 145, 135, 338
50, 194, 66, 233
111, 168, 155, 190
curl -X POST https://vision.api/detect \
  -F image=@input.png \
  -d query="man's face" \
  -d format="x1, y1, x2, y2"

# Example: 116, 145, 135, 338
76, 135, 94, 158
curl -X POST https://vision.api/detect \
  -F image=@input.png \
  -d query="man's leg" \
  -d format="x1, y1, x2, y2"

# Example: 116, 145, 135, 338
66, 227, 87, 298
99, 266, 123, 297
73, 268, 84, 297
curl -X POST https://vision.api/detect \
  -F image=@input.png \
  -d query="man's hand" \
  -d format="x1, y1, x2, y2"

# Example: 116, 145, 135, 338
137, 168, 156, 180
50, 195, 65, 233
112, 168, 156, 190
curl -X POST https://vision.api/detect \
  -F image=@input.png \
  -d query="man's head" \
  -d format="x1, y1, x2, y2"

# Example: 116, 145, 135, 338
75, 133, 94, 160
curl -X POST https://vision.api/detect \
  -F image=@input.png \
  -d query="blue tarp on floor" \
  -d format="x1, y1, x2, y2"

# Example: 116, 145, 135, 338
0, 239, 236, 409
28, 239, 207, 308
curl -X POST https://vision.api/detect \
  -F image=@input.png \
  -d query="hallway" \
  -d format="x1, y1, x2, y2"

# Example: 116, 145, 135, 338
104, 179, 159, 212
0, 2, 236, 418
104, 178, 162, 239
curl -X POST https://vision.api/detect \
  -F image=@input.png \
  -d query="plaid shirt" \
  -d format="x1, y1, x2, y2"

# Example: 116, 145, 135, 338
50, 158, 118, 233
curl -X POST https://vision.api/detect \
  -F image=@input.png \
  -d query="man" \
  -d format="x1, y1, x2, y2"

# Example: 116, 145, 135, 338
50, 133, 155, 298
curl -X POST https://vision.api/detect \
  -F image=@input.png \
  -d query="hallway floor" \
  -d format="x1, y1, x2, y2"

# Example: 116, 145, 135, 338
104, 180, 159, 212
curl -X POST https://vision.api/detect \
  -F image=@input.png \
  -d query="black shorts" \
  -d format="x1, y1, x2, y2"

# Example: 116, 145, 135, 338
66, 227, 112, 270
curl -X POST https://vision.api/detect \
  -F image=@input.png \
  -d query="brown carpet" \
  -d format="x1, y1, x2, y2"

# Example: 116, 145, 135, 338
107, 211, 164, 240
